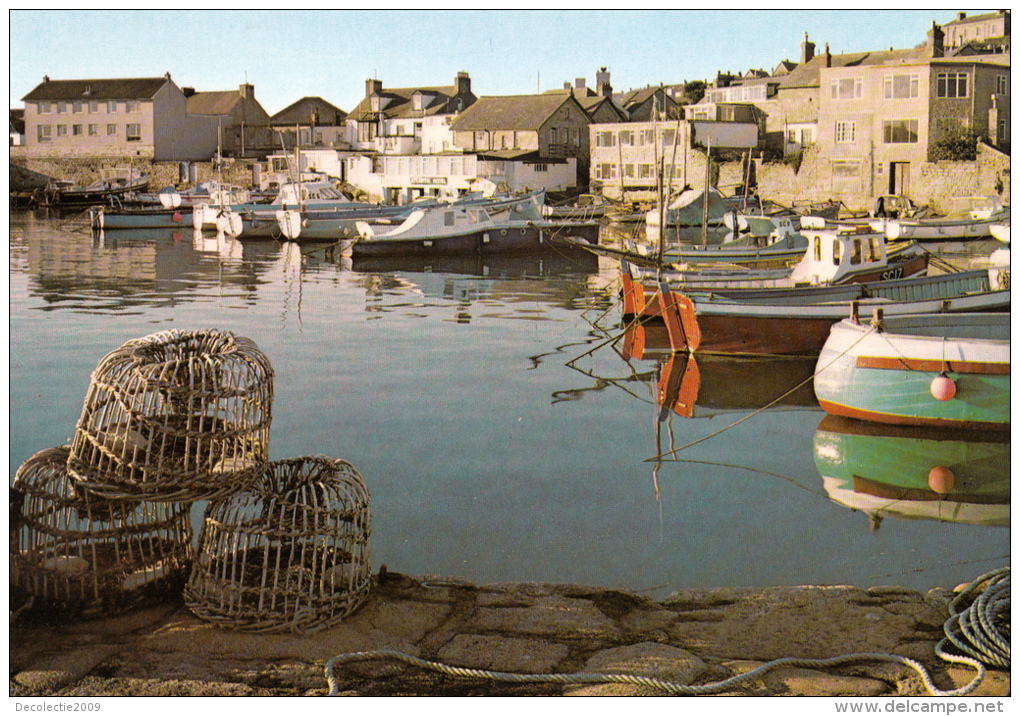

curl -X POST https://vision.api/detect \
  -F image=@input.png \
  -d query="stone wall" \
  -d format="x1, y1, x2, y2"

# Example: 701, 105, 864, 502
9, 155, 260, 191
747, 142, 1009, 213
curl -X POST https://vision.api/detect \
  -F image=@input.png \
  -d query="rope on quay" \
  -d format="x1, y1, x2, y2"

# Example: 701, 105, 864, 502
323, 567, 1008, 696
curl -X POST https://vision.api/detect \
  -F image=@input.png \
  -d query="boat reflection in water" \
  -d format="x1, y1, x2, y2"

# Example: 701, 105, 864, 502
814, 414, 1009, 530
349, 246, 599, 278
620, 320, 818, 419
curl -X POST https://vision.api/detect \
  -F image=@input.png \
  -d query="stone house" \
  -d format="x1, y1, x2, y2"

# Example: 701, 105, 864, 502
451, 91, 592, 185
614, 86, 681, 121
270, 96, 347, 149
345, 72, 476, 154
185, 83, 275, 159
942, 10, 1010, 52
18, 73, 219, 161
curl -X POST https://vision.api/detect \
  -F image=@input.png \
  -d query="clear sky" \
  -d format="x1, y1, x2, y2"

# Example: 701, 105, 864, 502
9, 9, 995, 115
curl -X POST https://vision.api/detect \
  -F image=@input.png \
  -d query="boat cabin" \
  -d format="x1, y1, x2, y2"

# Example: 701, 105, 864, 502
275, 181, 349, 207
789, 226, 890, 286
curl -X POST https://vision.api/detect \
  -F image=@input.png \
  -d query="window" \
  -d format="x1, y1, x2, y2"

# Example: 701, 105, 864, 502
835, 121, 856, 143
596, 130, 615, 147
56, 125, 67, 136
126, 100, 140, 113
38, 101, 52, 114
534, 164, 548, 172
37, 125, 52, 142
996, 75, 1008, 95
107, 101, 117, 112
72, 124, 83, 136
595, 163, 616, 180
639, 164, 654, 178
619, 130, 632, 145
126, 123, 141, 141
800, 128, 813, 145
936, 72, 969, 98
88, 100, 99, 113
107, 124, 117, 135
623, 163, 635, 178
884, 74, 919, 99
830, 77, 862, 100
883, 119, 918, 143
72, 101, 83, 114
661, 129, 675, 146
573, 128, 580, 146
88, 124, 99, 136
56, 102, 66, 114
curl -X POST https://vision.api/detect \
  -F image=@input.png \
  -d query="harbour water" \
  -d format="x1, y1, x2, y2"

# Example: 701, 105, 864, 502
9, 209, 1009, 597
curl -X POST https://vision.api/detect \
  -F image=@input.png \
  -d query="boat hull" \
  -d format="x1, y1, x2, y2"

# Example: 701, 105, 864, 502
351, 221, 599, 257
92, 206, 193, 230
814, 314, 1010, 430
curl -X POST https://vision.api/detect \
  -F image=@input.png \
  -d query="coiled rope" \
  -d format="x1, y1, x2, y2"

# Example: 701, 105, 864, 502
324, 567, 1008, 696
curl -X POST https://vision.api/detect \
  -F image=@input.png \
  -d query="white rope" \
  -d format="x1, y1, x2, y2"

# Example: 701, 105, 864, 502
324, 567, 1008, 696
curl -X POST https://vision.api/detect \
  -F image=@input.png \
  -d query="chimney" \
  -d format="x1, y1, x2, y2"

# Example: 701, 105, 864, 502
957, 12, 966, 20
801, 32, 816, 63
927, 22, 945, 58
575, 77, 586, 92
164, 72, 171, 80
596, 66, 612, 97
181, 87, 196, 97
455, 71, 470, 96
366, 78, 382, 97
564, 81, 572, 90
239, 83, 254, 98
43, 75, 49, 83
824, 43, 832, 67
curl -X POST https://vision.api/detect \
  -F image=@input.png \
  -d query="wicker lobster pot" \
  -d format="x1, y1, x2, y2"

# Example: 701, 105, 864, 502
67, 329, 274, 502
184, 456, 371, 633
10, 446, 193, 620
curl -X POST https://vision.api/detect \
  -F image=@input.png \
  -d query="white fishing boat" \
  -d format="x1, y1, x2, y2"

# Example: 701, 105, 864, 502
885, 195, 1010, 241
990, 221, 1010, 244
352, 193, 598, 258
219, 181, 355, 238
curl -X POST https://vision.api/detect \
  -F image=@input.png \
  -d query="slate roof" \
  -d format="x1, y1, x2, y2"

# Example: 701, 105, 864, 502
348, 84, 470, 122
22, 77, 170, 101
777, 46, 931, 91
451, 94, 583, 132
944, 10, 1009, 27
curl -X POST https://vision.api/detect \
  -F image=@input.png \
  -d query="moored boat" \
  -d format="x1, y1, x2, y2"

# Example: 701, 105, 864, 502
42, 168, 149, 206
651, 269, 1009, 356
351, 193, 598, 257
813, 312, 1009, 430
885, 196, 1010, 241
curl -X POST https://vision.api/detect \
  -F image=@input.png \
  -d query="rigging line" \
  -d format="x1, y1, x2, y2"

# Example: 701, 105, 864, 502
644, 325, 879, 462
658, 458, 828, 498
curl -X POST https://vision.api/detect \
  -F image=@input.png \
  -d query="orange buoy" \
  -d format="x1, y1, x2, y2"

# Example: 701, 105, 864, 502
930, 373, 956, 401
928, 466, 955, 494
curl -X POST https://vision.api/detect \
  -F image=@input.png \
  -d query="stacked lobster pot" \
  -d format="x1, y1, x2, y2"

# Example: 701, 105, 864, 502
12, 328, 370, 630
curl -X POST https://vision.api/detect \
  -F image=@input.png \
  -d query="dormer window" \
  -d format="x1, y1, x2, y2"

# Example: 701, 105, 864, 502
370, 96, 380, 112
412, 93, 423, 111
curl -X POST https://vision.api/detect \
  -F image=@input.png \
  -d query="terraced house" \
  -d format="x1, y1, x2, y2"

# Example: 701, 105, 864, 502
19, 73, 219, 161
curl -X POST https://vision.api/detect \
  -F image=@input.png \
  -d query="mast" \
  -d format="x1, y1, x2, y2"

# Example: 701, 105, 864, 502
701, 136, 712, 248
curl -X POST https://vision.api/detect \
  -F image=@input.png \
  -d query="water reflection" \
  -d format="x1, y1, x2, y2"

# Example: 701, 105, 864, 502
815, 415, 1010, 529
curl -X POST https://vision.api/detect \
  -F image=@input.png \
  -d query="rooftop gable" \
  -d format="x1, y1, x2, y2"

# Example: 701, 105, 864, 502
270, 96, 347, 125
349, 83, 469, 121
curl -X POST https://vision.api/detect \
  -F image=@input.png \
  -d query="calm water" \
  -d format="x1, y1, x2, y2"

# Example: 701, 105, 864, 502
9, 209, 1009, 596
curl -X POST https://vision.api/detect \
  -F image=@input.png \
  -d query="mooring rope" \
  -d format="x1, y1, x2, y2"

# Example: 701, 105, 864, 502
324, 567, 1008, 697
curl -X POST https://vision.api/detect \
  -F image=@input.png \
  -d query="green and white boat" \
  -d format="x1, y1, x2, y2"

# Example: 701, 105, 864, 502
814, 312, 1010, 431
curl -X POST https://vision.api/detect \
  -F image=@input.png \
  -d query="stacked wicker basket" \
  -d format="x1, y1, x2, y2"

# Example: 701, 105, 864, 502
11, 329, 371, 633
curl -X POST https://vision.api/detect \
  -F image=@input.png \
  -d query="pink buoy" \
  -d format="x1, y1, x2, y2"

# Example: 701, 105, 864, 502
172, 212, 183, 222
930, 373, 956, 401
928, 466, 955, 494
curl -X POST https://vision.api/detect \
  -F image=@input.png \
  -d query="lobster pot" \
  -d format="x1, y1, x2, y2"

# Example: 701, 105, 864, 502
10, 446, 193, 619
67, 329, 274, 502
184, 457, 371, 633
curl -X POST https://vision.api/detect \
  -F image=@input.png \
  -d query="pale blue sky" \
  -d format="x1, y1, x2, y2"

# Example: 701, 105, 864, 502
9, 9, 992, 115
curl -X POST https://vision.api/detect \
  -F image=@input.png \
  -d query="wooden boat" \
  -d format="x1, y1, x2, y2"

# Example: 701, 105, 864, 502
884, 196, 1010, 241
89, 204, 193, 230
814, 312, 1009, 430
624, 225, 928, 311
42, 168, 149, 206
815, 415, 1009, 528
651, 269, 1009, 356
351, 194, 599, 257
645, 187, 730, 241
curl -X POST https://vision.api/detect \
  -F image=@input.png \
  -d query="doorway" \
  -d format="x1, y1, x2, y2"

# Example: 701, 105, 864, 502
889, 162, 910, 196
